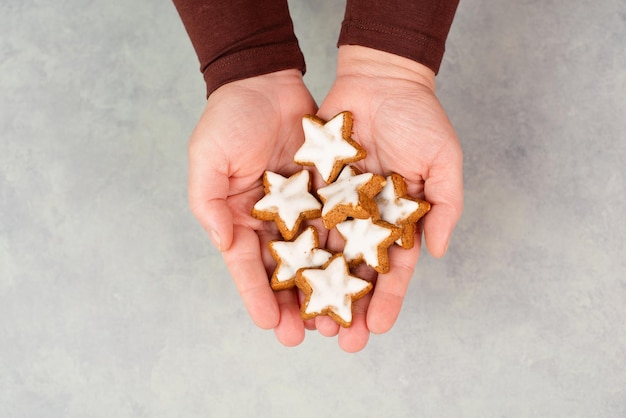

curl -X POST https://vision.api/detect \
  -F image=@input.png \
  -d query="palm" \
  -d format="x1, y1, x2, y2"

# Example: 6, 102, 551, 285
198, 89, 311, 232
321, 75, 455, 180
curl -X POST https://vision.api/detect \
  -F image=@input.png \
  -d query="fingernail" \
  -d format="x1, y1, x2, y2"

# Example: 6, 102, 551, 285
209, 229, 222, 251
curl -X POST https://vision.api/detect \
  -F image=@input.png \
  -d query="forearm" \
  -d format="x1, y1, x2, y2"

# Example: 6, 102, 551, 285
173, 0, 306, 96
338, 0, 460, 75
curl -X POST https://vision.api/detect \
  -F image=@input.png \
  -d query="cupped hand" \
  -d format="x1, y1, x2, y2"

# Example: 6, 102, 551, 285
316, 46, 464, 352
187, 69, 317, 347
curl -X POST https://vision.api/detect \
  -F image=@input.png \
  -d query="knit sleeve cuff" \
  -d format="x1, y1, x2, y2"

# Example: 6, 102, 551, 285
203, 41, 305, 97
338, 0, 459, 74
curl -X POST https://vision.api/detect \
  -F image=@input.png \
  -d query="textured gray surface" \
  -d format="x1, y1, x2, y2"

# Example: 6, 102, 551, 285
2, 0, 625, 417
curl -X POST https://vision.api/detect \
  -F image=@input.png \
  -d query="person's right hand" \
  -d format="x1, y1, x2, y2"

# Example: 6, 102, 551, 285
187, 69, 317, 347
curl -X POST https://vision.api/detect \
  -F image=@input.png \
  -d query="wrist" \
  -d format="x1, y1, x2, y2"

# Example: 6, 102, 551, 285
234, 68, 304, 88
336, 45, 436, 93
210, 69, 305, 99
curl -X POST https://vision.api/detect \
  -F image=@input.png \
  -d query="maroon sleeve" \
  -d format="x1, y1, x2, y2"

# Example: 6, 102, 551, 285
172, 0, 306, 97
338, 0, 460, 74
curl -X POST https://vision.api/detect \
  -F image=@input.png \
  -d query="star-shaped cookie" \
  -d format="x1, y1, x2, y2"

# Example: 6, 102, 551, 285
268, 226, 333, 291
374, 173, 431, 249
335, 218, 401, 273
316, 166, 385, 229
295, 254, 373, 327
252, 170, 322, 240
294, 111, 366, 184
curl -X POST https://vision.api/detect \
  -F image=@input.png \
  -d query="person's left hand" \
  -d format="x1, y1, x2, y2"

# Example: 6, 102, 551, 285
314, 46, 464, 352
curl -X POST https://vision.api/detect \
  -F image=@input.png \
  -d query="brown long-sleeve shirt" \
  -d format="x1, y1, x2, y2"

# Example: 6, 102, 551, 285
173, 0, 459, 97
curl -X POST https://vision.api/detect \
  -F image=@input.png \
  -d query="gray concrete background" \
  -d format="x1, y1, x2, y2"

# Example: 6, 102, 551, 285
2, 1, 625, 417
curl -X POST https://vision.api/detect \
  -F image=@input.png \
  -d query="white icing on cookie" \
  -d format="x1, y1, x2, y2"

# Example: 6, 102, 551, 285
270, 226, 332, 285
294, 112, 364, 183
375, 176, 421, 225
299, 255, 371, 325
317, 166, 374, 217
374, 174, 429, 247
253, 170, 321, 234
336, 218, 398, 270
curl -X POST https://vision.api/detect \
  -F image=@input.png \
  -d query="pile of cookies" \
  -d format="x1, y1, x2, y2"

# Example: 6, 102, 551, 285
252, 111, 430, 327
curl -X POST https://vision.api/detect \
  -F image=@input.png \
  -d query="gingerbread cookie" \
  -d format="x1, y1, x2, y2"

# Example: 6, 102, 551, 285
252, 170, 321, 240
374, 173, 431, 249
268, 226, 332, 291
249, 111, 434, 330
294, 111, 366, 184
316, 166, 385, 230
335, 218, 401, 273
295, 253, 373, 327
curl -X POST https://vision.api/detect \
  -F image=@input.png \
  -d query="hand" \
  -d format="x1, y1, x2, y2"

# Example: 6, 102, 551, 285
187, 70, 317, 347
316, 46, 464, 352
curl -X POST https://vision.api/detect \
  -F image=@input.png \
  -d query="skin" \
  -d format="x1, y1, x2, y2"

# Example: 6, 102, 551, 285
187, 45, 463, 353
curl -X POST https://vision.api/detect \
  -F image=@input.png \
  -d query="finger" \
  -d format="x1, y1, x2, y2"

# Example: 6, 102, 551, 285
188, 138, 235, 252
311, 228, 343, 336
325, 228, 345, 254
367, 241, 421, 334
273, 289, 306, 347
262, 228, 302, 344
258, 229, 280, 276
423, 196, 463, 258
297, 289, 317, 330
222, 225, 279, 329
304, 218, 328, 248
315, 316, 340, 337
338, 294, 371, 353
423, 146, 463, 258
195, 198, 234, 252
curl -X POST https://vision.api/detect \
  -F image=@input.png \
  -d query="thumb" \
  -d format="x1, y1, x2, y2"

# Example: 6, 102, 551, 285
196, 197, 234, 252
188, 149, 234, 252
423, 146, 464, 258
